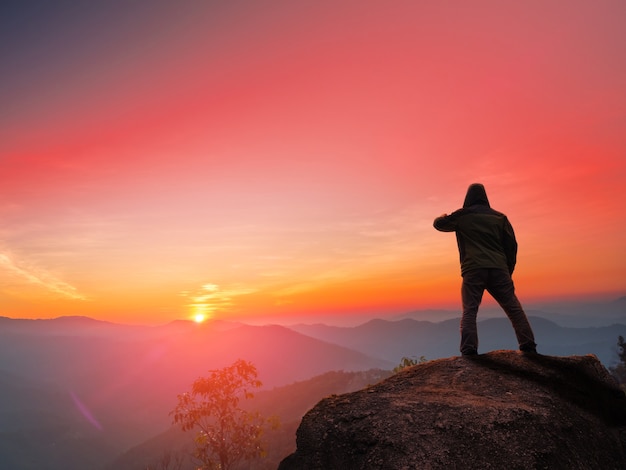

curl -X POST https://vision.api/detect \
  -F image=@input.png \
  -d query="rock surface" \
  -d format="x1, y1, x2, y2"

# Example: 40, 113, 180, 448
279, 351, 626, 469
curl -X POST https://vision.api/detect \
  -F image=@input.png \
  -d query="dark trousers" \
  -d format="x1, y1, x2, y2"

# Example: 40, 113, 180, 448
460, 268, 536, 354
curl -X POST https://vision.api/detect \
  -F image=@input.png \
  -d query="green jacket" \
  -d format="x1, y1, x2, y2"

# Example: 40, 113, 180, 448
433, 184, 518, 276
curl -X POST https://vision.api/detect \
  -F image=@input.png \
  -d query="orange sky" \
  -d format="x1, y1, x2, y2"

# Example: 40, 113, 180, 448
1, 1, 625, 324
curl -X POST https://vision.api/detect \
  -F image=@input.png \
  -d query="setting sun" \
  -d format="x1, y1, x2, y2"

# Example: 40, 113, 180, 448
0, 1, 624, 326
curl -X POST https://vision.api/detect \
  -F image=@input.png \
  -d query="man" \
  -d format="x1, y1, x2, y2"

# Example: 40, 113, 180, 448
433, 183, 537, 356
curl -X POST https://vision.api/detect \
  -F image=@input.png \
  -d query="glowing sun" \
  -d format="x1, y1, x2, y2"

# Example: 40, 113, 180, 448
193, 313, 207, 323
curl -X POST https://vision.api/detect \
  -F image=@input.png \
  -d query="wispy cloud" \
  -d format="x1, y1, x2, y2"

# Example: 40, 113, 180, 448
0, 251, 87, 300
181, 283, 256, 319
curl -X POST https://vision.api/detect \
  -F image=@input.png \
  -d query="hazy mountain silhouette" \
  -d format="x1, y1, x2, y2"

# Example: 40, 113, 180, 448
0, 315, 142, 337
393, 298, 626, 327
289, 316, 626, 366
0, 369, 121, 470
106, 369, 393, 470
0, 317, 391, 470
1, 309, 624, 469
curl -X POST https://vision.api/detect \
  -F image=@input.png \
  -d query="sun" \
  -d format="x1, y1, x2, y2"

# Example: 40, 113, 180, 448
193, 313, 207, 323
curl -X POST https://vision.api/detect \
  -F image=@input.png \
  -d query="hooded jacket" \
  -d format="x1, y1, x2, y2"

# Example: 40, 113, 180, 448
433, 183, 518, 275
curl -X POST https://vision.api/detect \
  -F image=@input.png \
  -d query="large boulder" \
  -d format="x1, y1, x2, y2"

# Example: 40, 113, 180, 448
279, 351, 626, 469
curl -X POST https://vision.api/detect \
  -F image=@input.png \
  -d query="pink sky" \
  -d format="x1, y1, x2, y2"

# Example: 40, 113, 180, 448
1, 1, 625, 324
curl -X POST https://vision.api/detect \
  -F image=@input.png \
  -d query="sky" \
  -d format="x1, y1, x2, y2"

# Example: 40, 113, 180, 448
1, 0, 625, 325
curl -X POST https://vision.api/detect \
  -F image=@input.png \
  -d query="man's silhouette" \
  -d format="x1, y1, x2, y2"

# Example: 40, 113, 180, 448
434, 183, 537, 355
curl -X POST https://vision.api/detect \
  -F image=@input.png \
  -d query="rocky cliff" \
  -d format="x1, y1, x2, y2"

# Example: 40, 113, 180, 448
279, 351, 626, 469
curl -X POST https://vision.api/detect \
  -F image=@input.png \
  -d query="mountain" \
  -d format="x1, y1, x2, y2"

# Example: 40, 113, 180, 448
0, 315, 241, 339
106, 368, 393, 470
0, 369, 121, 470
2, 312, 625, 469
289, 316, 626, 366
0, 315, 142, 337
0, 317, 391, 470
279, 351, 626, 469
393, 296, 626, 327
527, 296, 626, 325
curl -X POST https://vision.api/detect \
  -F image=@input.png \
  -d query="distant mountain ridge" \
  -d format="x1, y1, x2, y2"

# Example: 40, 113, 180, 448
290, 316, 626, 366
393, 296, 626, 327
0, 315, 242, 338
0, 312, 624, 469
0, 318, 390, 470
106, 368, 393, 470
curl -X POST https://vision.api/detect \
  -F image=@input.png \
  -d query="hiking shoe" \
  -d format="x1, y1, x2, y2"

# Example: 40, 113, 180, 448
520, 347, 537, 354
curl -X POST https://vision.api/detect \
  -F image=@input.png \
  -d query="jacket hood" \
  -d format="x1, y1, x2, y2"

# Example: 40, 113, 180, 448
463, 183, 490, 208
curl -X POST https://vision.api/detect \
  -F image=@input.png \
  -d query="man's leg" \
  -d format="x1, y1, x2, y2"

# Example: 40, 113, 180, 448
486, 269, 537, 352
460, 269, 486, 355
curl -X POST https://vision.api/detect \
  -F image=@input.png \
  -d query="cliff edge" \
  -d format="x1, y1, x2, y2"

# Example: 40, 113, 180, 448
279, 351, 626, 469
